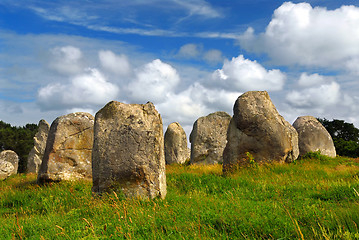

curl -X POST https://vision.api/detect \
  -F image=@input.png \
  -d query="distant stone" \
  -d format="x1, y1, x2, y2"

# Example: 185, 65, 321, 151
223, 91, 299, 174
37, 112, 94, 183
92, 101, 166, 199
0, 161, 15, 180
0, 150, 19, 180
293, 116, 336, 157
27, 119, 50, 174
190, 111, 231, 165
164, 122, 190, 165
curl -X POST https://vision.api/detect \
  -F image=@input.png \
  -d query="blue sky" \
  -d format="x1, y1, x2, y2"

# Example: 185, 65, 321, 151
1, 0, 359, 135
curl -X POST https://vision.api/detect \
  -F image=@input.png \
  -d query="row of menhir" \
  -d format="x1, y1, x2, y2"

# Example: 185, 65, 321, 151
0, 91, 336, 199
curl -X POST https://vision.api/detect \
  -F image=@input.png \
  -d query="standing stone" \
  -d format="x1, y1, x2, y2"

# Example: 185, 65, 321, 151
27, 119, 50, 174
164, 122, 190, 165
0, 150, 19, 180
223, 91, 299, 174
190, 111, 231, 165
293, 116, 336, 157
92, 101, 166, 199
0, 161, 15, 180
37, 112, 94, 183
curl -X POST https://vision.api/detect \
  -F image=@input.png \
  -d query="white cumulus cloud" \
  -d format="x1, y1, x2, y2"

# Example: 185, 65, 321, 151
127, 59, 180, 103
157, 81, 240, 133
286, 77, 341, 109
298, 73, 327, 87
98, 50, 132, 76
177, 43, 203, 59
211, 55, 286, 92
37, 68, 119, 110
49, 46, 84, 75
157, 87, 207, 127
239, 2, 359, 73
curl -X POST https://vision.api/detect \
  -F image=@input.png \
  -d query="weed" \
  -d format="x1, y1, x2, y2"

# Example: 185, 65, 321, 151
245, 151, 257, 167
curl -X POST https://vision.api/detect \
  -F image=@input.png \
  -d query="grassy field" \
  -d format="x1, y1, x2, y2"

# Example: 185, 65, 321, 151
1, 153, 359, 239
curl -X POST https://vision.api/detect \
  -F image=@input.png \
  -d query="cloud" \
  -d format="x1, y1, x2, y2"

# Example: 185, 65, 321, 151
87, 25, 183, 37
157, 87, 207, 127
49, 46, 84, 75
345, 57, 359, 76
172, 0, 222, 19
157, 82, 239, 128
279, 80, 359, 129
127, 59, 180, 103
29, 5, 98, 25
203, 49, 223, 64
98, 50, 132, 76
297, 73, 327, 87
239, 2, 359, 73
37, 68, 119, 110
176, 43, 223, 64
14, 1, 225, 39
186, 83, 240, 115
286, 73, 341, 109
211, 55, 286, 92
177, 44, 203, 59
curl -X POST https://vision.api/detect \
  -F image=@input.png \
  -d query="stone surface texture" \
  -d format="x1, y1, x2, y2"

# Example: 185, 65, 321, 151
223, 91, 299, 174
164, 122, 190, 165
37, 112, 94, 183
293, 116, 336, 157
190, 111, 231, 164
0, 150, 19, 180
92, 101, 166, 199
27, 119, 50, 173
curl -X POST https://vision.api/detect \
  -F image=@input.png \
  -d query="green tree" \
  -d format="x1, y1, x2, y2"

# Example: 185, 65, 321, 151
318, 118, 359, 158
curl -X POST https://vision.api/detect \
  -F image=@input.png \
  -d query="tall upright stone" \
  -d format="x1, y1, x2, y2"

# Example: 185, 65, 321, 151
223, 91, 299, 174
293, 116, 336, 157
27, 119, 50, 174
190, 111, 231, 165
92, 101, 166, 199
37, 112, 94, 183
164, 122, 190, 165
0, 150, 19, 180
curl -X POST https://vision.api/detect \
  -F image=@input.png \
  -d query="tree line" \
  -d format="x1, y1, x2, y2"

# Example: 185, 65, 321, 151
0, 121, 38, 172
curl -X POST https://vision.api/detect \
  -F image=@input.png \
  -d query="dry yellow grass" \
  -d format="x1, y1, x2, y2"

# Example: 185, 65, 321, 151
166, 163, 222, 175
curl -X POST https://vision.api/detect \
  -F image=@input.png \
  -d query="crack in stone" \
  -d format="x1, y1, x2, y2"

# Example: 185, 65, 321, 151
68, 127, 92, 137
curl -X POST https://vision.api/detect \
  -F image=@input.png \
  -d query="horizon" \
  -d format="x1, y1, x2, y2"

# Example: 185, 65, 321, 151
1, 0, 359, 136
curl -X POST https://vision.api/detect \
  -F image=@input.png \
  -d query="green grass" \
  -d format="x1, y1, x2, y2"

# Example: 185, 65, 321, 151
1, 155, 359, 239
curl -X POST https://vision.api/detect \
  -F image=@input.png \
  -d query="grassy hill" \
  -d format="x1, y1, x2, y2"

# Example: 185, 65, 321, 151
1, 153, 359, 239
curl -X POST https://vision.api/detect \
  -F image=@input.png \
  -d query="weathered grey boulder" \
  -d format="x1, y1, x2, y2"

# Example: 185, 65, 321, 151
293, 116, 336, 157
92, 101, 166, 199
190, 111, 231, 165
0, 150, 19, 180
0, 150, 19, 172
164, 122, 190, 165
27, 119, 50, 174
223, 91, 299, 174
0, 161, 15, 180
37, 112, 94, 183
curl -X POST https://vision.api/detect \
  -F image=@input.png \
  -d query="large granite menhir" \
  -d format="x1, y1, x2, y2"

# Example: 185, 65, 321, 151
92, 101, 166, 199
293, 116, 336, 157
190, 111, 231, 165
37, 112, 94, 183
164, 122, 190, 165
27, 119, 50, 174
223, 91, 299, 174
